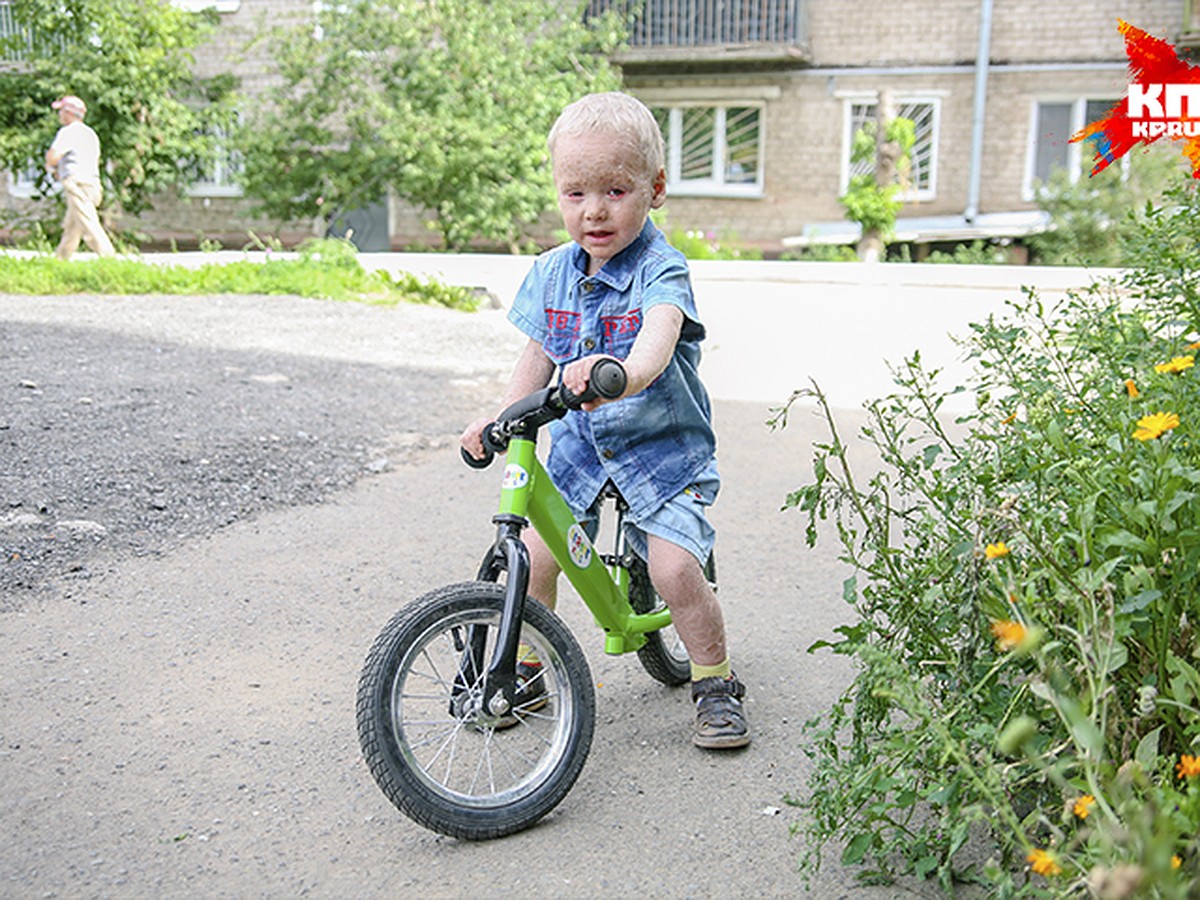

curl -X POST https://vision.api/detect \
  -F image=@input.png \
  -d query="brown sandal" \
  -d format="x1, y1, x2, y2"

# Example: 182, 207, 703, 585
691, 675, 751, 749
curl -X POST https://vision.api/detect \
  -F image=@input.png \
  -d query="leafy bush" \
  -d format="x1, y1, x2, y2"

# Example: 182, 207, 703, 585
667, 227, 762, 261
924, 240, 1011, 265
1026, 148, 1180, 267
780, 244, 860, 262
781, 184, 1200, 896
0, 237, 478, 309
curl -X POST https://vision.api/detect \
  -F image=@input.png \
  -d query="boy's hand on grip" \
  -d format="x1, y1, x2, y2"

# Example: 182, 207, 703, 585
460, 416, 494, 467
560, 356, 627, 411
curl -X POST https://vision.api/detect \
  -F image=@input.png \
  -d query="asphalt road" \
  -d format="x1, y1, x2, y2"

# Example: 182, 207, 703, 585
0, 292, 935, 898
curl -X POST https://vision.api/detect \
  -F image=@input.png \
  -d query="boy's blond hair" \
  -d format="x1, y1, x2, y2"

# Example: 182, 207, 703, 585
547, 92, 665, 181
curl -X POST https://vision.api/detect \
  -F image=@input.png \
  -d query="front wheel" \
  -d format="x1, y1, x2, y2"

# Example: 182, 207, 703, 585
629, 554, 717, 686
356, 582, 595, 840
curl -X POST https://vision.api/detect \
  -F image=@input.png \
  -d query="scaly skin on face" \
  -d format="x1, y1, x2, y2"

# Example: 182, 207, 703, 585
552, 131, 665, 276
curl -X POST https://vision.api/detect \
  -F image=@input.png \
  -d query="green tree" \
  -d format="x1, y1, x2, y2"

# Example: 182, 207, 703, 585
0, 0, 233, 226
840, 91, 915, 262
241, 0, 626, 251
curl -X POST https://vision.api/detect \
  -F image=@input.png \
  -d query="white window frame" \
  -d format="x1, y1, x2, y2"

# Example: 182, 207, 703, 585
1023, 96, 1124, 200
171, 1, 240, 11
186, 113, 244, 198
311, 1, 351, 40
653, 102, 766, 199
839, 92, 941, 203
7, 165, 54, 199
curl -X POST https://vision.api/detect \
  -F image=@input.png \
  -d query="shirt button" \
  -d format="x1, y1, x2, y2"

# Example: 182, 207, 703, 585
582, 281, 595, 293
602, 448, 615, 460
583, 338, 596, 350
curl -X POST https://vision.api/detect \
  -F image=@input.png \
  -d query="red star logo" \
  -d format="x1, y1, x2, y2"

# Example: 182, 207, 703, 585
1072, 20, 1200, 178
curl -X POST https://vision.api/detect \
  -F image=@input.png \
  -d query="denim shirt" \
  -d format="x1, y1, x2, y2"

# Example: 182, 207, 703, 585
507, 220, 719, 520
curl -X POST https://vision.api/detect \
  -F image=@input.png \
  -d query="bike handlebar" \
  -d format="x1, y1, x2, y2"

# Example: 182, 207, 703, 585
460, 358, 627, 469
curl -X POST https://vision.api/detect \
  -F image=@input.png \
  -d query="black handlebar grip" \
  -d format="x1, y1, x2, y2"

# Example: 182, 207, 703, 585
461, 446, 494, 469
589, 358, 627, 400
461, 422, 504, 468
560, 358, 628, 409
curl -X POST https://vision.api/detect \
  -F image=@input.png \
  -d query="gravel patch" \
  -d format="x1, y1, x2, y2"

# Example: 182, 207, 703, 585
0, 298, 512, 605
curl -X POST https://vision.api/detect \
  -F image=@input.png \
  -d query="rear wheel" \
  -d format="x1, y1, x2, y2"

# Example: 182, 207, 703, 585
629, 554, 716, 686
356, 582, 595, 839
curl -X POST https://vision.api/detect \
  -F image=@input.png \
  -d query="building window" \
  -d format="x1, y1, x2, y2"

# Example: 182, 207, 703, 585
171, 1, 240, 11
1182, 0, 1200, 46
7, 164, 46, 200
1025, 97, 1120, 197
651, 103, 764, 198
1, 0, 35, 62
841, 96, 939, 202
186, 115, 243, 197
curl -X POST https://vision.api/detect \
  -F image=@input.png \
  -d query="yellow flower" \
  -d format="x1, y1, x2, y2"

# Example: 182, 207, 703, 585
1177, 754, 1200, 779
1027, 848, 1062, 877
991, 619, 1027, 652
1133, 411, 1180, 441
1187, 340, 1200, 351
1124, 379, 1139, 398
1073, 794, 1095, 819
985, 541, 1010, 559
1173, 855, 1183, 869
1154, 355, 1195, 374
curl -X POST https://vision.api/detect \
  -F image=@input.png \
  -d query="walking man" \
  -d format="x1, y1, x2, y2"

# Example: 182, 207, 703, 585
45, 94, 115, 260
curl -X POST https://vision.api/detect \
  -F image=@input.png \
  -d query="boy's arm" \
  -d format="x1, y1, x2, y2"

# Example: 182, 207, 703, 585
501, 337, 556, 406
460, 338, 554, 459
561, 304, 683, 410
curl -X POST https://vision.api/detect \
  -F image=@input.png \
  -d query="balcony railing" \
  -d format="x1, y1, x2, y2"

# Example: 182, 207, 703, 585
0, 1, 50, 64
589, 0, 808, 63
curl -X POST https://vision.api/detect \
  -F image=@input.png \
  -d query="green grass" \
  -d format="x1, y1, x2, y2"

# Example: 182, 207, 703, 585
0, 238, 479, 311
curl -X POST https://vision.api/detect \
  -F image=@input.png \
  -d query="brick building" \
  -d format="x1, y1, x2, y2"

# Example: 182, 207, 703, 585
613, 0, 1192, 251
4, 0, 1196, 253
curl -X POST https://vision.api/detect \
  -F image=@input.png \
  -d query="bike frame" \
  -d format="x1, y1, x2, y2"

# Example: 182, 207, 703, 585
472, 433, 672, 717
498, 435, 672, 651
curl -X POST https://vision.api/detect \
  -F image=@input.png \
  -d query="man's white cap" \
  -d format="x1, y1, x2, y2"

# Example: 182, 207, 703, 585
52, 95, 87, 117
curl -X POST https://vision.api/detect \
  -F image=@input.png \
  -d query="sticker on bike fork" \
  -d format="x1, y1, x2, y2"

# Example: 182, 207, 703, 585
566, 523, 592, 568
501, 464, 529, 490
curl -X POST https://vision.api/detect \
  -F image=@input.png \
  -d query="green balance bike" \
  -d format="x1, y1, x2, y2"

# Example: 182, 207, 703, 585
356, 359, 714, 839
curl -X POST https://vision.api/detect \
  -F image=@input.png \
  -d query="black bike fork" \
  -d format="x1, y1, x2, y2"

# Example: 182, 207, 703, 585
451, 514, 530, 718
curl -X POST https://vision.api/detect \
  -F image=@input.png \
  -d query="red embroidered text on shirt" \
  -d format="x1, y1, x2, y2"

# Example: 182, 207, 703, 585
601, 310, 641, 338
546, 309, 581, 333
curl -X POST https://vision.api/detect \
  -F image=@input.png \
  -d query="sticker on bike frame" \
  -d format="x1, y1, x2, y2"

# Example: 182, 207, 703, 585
501, 464, 529, 490
566, 523, 592, 568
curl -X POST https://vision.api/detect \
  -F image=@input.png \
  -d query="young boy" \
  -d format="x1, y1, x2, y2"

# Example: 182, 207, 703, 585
461, 92, 749, 749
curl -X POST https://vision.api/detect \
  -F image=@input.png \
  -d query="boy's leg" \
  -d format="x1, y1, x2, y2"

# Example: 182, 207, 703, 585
646, 534, 749, 749
524, 527, 560, 610
645, 534, 725, 666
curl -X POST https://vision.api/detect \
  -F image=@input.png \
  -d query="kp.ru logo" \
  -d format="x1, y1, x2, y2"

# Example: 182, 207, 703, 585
1073, 20, 1200, 177
1126, 85, 1200, 138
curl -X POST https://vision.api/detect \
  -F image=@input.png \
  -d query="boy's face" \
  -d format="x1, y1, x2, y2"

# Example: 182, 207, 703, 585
552, 130, 666, 276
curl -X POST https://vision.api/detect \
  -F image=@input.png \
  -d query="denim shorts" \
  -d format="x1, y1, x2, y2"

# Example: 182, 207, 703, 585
579, 478, 718, 567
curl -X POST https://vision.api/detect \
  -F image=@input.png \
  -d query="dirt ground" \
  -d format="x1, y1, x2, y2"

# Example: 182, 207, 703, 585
0, 292, 936, 898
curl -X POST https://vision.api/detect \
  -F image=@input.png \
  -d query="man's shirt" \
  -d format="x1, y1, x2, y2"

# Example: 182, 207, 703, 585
50, 121, 102, 184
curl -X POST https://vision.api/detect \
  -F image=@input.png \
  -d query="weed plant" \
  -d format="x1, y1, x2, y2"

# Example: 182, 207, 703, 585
0, 237, 478, 310
924, 240, 1012, 265
780, 185, 1200, 896
666, 227, 762, 261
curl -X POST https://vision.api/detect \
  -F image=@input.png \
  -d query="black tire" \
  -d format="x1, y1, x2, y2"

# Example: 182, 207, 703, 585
629, 553, 717, 686
356, 582, 595, 840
